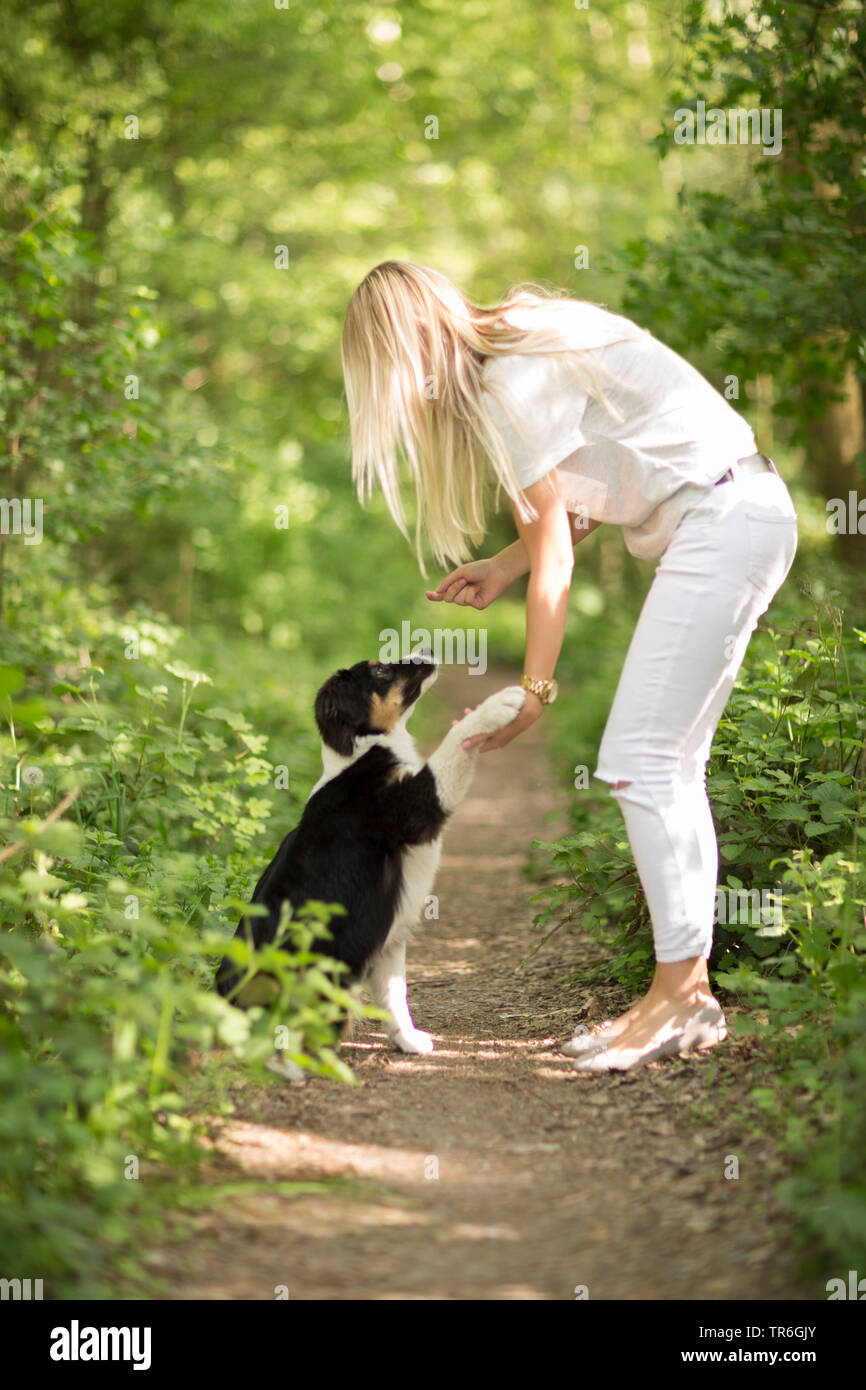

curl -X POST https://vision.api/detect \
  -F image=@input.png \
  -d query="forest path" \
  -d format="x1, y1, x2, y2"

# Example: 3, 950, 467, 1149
169, 664, 809, 1301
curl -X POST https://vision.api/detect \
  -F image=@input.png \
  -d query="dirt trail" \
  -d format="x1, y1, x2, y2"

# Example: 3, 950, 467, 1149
171, 665, 810, 1301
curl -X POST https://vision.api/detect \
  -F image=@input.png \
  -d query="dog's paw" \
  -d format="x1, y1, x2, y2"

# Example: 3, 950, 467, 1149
392, 1028, 434, 1055
465, 685, 526, 736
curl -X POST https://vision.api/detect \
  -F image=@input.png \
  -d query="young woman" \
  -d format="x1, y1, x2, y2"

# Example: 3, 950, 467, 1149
341, 260, 798, 1073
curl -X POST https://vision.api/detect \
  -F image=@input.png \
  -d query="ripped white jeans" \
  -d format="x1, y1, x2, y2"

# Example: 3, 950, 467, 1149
595, 469, 798, 963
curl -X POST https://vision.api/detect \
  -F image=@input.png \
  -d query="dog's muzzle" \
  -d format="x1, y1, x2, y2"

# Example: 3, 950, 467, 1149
402, 649, 437, 701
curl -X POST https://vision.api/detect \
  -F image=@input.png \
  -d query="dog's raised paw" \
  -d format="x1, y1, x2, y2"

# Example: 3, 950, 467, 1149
392, 1028, 435, 1055
471, 685, 526, 734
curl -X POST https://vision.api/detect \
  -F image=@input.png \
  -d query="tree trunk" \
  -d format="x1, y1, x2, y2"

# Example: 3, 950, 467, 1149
802, 362, 866, 564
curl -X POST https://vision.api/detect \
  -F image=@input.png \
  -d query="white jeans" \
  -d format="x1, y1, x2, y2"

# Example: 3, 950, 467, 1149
595, 468, 798, 964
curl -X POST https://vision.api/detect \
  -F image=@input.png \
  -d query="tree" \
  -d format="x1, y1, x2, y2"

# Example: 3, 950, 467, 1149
621, 0, 866, 559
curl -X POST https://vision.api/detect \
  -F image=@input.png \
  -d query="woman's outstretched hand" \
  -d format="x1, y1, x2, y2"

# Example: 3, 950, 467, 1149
425, 557, 509, 610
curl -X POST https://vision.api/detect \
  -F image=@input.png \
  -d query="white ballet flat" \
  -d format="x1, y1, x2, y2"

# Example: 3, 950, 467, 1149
559, 1021, 614, 1057
572, 1001, 728, 1074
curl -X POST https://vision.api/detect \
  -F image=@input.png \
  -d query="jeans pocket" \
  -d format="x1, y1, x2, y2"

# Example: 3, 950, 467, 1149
744, 511, 798, 598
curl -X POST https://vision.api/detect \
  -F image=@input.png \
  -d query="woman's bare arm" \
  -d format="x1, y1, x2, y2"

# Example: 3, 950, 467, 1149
496, 511, 601, 583
462, 471, 576, 752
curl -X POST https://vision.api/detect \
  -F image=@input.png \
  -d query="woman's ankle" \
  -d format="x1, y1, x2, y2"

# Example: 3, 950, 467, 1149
649, 956, 711, 1005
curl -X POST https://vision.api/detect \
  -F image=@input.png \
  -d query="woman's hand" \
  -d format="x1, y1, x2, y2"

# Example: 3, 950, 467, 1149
425, 555, 512, 610
460, 689, 544, 753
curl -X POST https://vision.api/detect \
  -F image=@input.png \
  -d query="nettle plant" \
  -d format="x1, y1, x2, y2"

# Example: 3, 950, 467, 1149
530, 586, 866, 1011
2, 654, 271, 931
708, 594, 866, 1013
527, 828, 652, 989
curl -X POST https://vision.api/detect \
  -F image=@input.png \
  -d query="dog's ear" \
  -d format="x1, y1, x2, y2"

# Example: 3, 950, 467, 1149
314, 668, 370, 756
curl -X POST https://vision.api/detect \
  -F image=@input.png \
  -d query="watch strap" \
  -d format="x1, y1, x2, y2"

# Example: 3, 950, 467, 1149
521, 674, 556, 705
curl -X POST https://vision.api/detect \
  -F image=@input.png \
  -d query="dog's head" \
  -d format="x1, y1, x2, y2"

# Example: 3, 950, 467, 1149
314, 652, 438, 757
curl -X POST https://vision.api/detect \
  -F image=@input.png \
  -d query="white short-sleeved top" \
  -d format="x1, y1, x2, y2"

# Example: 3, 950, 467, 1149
481, 300, 758, 559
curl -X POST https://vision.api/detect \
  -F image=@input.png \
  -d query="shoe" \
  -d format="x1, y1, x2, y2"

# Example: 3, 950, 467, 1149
559, 1021, 614, 1057
572, 1001, 727, 1074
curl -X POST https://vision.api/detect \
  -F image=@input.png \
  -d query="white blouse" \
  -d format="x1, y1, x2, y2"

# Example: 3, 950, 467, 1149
481, 300, 758, 559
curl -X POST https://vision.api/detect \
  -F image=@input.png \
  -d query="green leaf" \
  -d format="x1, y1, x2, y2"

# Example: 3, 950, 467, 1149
203, 705, 251, 731
0, 667, 25, 701
164, 661, 212, 686
166, 752, 196, 775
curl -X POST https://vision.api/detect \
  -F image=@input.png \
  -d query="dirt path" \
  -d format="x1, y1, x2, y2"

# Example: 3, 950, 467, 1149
170, 665, 811, 1301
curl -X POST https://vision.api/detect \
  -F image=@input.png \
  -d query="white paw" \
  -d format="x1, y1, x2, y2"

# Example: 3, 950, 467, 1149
465, 685, 526, 736
392, 1028, 434, 1055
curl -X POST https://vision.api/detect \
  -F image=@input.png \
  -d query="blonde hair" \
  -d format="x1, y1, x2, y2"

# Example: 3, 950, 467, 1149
341, 259, 635, 570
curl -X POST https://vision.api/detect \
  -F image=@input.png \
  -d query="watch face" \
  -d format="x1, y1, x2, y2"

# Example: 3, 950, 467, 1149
547, 681, 559, 704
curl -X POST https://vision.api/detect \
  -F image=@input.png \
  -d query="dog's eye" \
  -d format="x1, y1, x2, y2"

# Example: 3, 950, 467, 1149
373, 663, 390, 678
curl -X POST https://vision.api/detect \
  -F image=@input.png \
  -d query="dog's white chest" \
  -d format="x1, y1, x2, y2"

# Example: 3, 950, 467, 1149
393, 838, 443, 936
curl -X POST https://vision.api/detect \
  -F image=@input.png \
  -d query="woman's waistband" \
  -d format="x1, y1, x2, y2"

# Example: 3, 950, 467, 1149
714, 452, 777, 487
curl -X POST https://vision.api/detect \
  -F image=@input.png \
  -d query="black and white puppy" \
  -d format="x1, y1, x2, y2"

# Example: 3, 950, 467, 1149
216, 654, 524, 1055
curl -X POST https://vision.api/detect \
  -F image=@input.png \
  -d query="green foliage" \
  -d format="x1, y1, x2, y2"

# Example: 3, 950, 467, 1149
620, 0, 866, 441
0, 892, 365, 1294
2, 0, 865, 1297
0, 153, 222, 557
708, 591, 865, 981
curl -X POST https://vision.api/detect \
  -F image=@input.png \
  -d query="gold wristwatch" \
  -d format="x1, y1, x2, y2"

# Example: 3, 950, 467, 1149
521, 674, 559, 706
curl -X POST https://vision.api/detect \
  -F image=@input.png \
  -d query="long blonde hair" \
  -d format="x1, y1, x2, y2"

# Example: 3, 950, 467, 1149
341, 260, 637, 570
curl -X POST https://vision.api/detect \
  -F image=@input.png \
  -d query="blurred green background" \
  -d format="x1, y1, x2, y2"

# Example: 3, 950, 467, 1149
1, 0, 864, 1295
